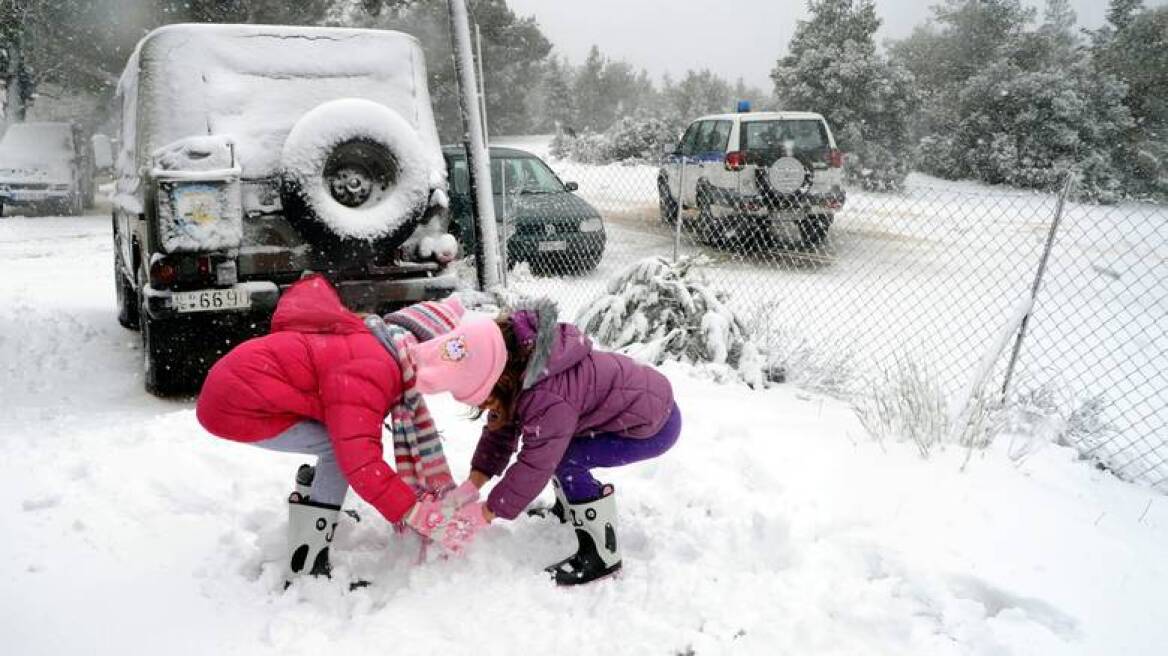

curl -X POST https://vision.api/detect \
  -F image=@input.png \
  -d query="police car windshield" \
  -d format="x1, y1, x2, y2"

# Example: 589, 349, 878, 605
491, 157, 563, 195
741, 120, 827, 154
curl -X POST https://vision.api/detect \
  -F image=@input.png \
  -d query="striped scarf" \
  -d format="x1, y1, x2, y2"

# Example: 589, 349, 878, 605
365, 315, 455, 496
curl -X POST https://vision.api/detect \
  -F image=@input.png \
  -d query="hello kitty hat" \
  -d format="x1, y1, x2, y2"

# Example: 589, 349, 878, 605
407, 315, 507, 406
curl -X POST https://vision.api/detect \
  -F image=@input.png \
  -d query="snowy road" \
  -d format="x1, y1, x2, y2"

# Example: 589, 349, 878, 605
2, 208, 1168, 655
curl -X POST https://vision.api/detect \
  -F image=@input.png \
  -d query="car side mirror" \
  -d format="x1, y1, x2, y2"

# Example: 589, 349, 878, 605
564, 181, 579, 192
92, 134, 113, 172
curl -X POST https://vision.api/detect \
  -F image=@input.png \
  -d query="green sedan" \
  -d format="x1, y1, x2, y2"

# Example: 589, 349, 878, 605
443, 145, 607, 276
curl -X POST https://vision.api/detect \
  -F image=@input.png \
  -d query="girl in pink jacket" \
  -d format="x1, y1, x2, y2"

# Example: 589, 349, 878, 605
196, 274, 505, 587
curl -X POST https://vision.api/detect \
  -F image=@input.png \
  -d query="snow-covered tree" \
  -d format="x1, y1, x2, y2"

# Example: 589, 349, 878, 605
772, 0, 918, 190
666, 69, 734, 123
1093, 3, 1168, 197
577, 256, 766, 387
344, 0, 552, 140
529, 55, 576, 134
892, 0, 1138, 198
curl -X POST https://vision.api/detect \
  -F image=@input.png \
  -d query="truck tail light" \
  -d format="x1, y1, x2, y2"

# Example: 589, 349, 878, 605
150, 257, 179, 288
724, 151, 746, 171
829, 148, 844, 168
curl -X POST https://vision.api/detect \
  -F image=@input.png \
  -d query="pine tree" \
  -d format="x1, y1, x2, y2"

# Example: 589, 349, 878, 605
772, 0, 918, 189
1107, 0, 1145, 30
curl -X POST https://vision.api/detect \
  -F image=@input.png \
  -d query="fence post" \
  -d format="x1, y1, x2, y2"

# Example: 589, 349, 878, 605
1001, 172, 1075, 400
447, 0, 501, 290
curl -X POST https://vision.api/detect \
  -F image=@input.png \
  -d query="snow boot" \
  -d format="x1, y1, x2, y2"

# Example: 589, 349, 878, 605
283, 494, 340, 589
545, 484, 622, 586
526, 476, 569, 523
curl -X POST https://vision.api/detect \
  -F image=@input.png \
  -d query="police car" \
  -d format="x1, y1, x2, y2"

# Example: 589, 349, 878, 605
658, 106, 846, 248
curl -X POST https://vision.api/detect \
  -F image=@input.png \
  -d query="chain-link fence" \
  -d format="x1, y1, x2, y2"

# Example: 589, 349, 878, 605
480, 135, 1167, 493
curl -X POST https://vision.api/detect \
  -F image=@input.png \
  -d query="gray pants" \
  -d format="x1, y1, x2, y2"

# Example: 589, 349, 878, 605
254, 421, 348, 506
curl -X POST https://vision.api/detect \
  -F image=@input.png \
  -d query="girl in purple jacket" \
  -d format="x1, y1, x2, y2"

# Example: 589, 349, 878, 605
467, 299, 681, 585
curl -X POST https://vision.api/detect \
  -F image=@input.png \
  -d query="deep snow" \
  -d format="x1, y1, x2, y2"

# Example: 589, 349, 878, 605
2, 203, 1167, 656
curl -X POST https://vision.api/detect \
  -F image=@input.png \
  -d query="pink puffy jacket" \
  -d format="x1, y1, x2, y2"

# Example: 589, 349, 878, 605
196, 274, 416, 522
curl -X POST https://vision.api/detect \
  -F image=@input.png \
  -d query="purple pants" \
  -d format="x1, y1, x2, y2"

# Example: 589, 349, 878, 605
555, 403, 682, 502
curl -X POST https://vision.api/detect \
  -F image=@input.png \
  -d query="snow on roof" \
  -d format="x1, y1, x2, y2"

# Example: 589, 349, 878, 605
118, 23, 442, 179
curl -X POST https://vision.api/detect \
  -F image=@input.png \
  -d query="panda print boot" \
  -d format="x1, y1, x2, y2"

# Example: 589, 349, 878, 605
545, 484, 622, 586
283, 465, 340, 589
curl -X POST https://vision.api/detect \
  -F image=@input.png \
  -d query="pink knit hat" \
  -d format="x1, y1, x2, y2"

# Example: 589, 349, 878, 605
408, 315, 506, 406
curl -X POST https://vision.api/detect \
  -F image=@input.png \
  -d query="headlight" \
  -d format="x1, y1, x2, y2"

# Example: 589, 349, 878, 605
155, 177, 242, 253
579, 217, 604, 233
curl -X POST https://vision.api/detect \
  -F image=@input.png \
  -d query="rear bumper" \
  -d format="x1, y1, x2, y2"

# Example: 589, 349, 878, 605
143, 281, 280, 320
706, 185, 846, 216
143, 269, 462, 320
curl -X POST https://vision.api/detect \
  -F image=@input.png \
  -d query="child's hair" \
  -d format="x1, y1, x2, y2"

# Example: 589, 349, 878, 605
474, 314, 530, 426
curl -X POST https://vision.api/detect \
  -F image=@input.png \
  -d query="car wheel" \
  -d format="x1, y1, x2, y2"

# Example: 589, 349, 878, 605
693, 186, 726, 247
799, 215, 832, 248
115, 249, 139, 330
657, 179, 678, 226
138, 269, 194, 397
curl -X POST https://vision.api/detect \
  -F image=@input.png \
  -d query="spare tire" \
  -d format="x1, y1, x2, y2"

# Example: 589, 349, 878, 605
281, 98, 432, 245
766, 156, 811, 195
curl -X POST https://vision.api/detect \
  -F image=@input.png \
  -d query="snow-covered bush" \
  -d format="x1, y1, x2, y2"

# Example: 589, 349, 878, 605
744, 302, 856, 397
576, 256, 767, 386
853, 356, 1003, 458
601, 115, 677, 162
550, 115, 679, 165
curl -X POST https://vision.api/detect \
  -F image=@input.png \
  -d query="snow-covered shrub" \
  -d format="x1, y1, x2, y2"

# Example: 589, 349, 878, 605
551, 115, 680, 165
745, 303, 855, 397
576, 255, 766, 386
1006, 382, 1118, 464
601, 115, 677, 162
853, 356, 1002, 457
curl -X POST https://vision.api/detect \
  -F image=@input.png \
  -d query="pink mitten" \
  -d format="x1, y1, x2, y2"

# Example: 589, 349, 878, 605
403, 495, 448, 538
436, 502, 490, 553
440, 481, 480, 508
404, 482, 480, 539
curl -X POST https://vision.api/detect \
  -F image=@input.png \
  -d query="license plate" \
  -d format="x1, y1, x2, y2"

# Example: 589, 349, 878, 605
538, 240, 567, 252
172, 287, 251, 313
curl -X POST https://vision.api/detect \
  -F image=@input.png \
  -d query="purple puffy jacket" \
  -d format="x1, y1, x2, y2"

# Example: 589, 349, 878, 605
471, 304, 674, 519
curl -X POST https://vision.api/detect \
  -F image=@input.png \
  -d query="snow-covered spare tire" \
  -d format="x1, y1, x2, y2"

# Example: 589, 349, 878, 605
281, 98, 431, 241
766, 156, 811, 195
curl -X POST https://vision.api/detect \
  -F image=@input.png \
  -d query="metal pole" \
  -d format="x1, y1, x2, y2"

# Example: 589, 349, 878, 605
1001, 172, 1074, 399
672, 156, 685, 262
448, 0, 501, 290
499, 160, 508, 287
474, 23, 489, 149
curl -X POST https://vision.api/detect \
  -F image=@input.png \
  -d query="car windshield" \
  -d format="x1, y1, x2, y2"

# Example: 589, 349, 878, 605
448, 155, 565, 195
492, 156, 563, 194
0, 123, 73, 161
740, 120, 828, 155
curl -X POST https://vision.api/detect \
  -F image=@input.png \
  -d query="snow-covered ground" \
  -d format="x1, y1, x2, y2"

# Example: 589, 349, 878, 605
3, 202, 1168, 655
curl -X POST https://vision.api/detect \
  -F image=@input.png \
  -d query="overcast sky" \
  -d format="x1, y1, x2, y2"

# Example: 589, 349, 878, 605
504, 0, 1166, 90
